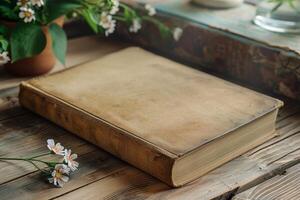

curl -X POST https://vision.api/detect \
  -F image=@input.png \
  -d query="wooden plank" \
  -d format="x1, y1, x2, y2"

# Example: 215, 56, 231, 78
51, 100, 300, 200
1, 36, 300, 199
0, 95, 299, 199
54, 167, 169, 200
0, 35, 131, 199
0, 91, 128, 200
0, 36, 129, 91
233, 164, 300, 200
0, 87, 21, 120
119, 0, 300, 101
0, 147, 126, 200
145, 0, 300, 55
0, 111, 91, 185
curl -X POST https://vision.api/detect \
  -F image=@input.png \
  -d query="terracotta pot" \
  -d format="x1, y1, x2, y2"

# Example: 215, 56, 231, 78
3, 17, 64, 77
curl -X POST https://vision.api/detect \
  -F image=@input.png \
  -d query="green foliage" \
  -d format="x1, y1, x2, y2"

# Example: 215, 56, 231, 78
80, 8, 100, 33
142, 16, 173, 39
0, 6, 18, 21
0, 0, 176, 65
44, 0, 83, 24
0, 24, 9, 52
121, 3, 138, 24
49, 23, 67, 65
0, 24, 9, 37
0, 37, 9, 51
10, 23, 46, 62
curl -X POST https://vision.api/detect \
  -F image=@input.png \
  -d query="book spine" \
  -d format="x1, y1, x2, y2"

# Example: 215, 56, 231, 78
116, 2, 300, 101
19, 83, 177, 186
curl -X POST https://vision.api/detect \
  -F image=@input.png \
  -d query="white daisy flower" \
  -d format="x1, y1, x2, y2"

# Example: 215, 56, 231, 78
110, 0, 120, 15
47, 139, 65, 155
17, 0, 31, 7
105, 21, 116, 36
129, 18, 142, 33
145, 4, 156, 16
64, 149, 79, 171
48, 164, 70, 188
173, 27, 183, 41
31, 0, 44, 7
99, 12, 113, 29
99, 12, 116, 36
0, 51, 10, 65
19, 7, 36, 23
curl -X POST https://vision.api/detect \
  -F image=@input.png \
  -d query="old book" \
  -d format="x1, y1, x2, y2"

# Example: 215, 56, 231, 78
19, 47, 283, 187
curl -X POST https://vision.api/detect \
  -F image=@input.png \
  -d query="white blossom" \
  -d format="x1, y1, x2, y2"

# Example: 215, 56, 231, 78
173, 27, 183, 41
64, 149, 79, 171
110, 0, 120, 15
31, 0, 44, 7
0, 51, 10, 65
145, 4, 156, 16
129, 18, 142, 33
99, 12, 116, 36
48, 164, 70, 187
17, 0, 31, 7
47, 139, 65, 155
19, 7, 36, 23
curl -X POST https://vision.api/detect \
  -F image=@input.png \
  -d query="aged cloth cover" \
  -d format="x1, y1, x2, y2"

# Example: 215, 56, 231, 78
19, 47, 283, 187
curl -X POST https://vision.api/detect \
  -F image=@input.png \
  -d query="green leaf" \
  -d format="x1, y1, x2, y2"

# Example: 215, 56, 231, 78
10, 23, 47, 62
142, 16, 172, 39
0, 5, 18, 21
81, 9, 99, 33
45, 0, 83, 23
0, 24, 9, 37
0, 36, 9, 51
49, 23, 67, 65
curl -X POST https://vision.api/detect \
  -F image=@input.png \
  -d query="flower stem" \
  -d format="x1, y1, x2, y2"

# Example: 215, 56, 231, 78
0, 157, 29, 161
113, 16, 127, 22
0, 157, 59, 167
30, 158, 51, 165
27, 160, 47, 172
29, 152, 52, 159
0, 157, 48, 172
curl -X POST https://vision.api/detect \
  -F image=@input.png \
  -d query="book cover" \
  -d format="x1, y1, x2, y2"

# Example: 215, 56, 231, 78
19, 47, 283, 187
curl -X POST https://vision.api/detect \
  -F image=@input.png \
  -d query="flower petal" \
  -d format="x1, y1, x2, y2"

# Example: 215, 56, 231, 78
47, 139, 55, 147
61, 175, 69, 183
70, 154, 78, 160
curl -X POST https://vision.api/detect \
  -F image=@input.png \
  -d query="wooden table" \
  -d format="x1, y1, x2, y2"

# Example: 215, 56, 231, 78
1, 36, 300, 200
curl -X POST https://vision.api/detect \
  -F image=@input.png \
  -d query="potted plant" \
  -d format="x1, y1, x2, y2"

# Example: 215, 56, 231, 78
0, 0, 182, 76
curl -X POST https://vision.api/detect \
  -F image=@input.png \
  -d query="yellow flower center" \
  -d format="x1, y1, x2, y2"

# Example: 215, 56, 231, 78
55, 172, 63, 179
24, 11, 32, 18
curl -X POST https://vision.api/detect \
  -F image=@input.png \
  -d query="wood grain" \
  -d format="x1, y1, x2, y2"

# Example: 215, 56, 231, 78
119, 0, 300, 101
1, 36, 300, 199
1, 92, 299, 199
153, 0, 300, 56
233, 164, 300, 200
0, 36, 129, 185
41, 101, 300, 199
0, 90, 128, 200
